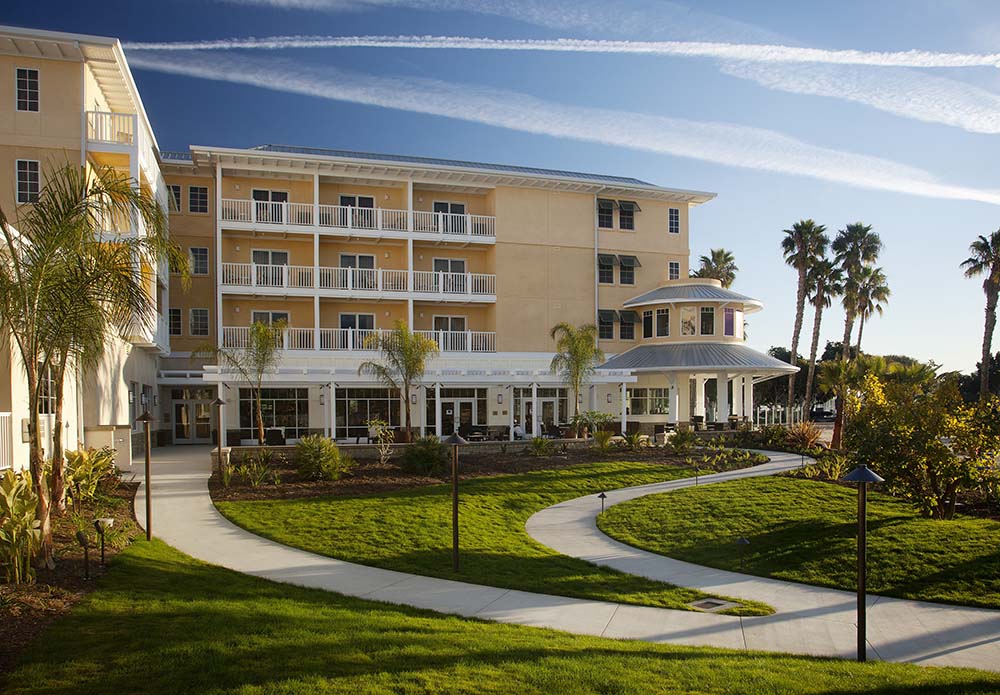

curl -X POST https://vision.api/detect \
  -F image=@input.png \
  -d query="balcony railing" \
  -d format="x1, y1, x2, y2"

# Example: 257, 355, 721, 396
222, 326, 496, 352
219, 199, 496, 238
220, 263, 496, 296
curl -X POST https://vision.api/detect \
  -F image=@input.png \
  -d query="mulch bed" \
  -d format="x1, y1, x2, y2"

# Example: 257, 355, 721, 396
210, 446, 725, 502
0, 481, 140, 675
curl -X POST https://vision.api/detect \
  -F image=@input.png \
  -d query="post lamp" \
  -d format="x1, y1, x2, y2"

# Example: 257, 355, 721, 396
841, 463, 885, 663
136, 411, 155, 541
94, 518, 114, 566
736, 536, 750, 570
213, 397, 226, 473
598, 491, 607, 513
443, 432, 467, 573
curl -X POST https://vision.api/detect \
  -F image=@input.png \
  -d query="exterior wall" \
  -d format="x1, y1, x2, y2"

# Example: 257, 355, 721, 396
0, 54, 82, 153
319, 182, 407, 209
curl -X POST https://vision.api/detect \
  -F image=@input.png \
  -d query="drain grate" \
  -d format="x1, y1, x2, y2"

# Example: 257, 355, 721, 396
688, 598, 738, 612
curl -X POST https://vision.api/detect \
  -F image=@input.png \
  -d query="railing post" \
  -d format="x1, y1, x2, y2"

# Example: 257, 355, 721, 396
438, 270, 445, 295
438, 330, 445, 351
466, 330, 472, 353
466, 272, 471, 295
377, 208, 383, 231
347, 207, 353, 230
438, 211, 445, 234
465, 213, 471, 237
377, 268, 383, 291
282, 201, 288, 225
252, 263, 258, 288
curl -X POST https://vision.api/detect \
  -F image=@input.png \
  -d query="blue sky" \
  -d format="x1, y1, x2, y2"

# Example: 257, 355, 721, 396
4, 0, 1000, 372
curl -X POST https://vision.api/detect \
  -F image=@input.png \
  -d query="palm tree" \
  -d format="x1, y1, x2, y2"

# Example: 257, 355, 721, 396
549, 322, 605, 435
781, 220, 828, 421
961, 229, 1000, 399
358, 320, 439, 441
803, 257, 842, 418
691, 248, 739, 288
0, 163, 180, 564
854, 265, 890, 355
197, 320, 286, 445
833, 222, 882, 361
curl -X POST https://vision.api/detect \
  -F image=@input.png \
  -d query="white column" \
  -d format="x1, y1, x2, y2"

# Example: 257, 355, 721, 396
694, 377, 707, 417
716, 373, 729, 424
508, 386, 515, 441
215, 162, 223, 347
313, 173, 320, 226
323, 385, 330, 437
419, 385, 427, 437
733, 375, 744, 421
218, 398, 227, 448
434, 383, 442, 437
330, 384, 337, 440
620, 382, 627, 435
667, 375, 679, 424
588, 384, 596, 411
313, 295, 320, 351
745, 376, 755, 428
531, 383, 539, 438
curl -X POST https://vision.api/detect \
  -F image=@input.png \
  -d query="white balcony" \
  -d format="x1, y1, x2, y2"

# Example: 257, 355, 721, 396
219, 199, 496, 241
221, 326, 496, 353
85, 111, 161, 195
220, 263, 496, 300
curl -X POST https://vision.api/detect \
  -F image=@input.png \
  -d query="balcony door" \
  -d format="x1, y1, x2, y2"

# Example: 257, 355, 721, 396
433, 315, 466, 350
340, 195, 375, 228
341, 253, 376, 290
252, 249, 289, 287
433, 258, 466, 293
252, 189, 288, 224
433, 201, 466, 234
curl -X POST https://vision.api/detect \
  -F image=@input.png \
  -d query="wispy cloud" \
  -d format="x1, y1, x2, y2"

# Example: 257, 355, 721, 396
123, 34, 1000, 69
127, 50, 1000, 206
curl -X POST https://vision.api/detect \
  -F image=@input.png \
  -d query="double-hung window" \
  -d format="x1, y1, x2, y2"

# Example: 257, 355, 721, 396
619, 311, 637, 340
16, 68, 39, 112
680, 307, 697, 336
597, 254, 616, 284
190, 308, 210, 336
618, 201, 639, 231
169, 308, 182, 336
597, 199, 614, 229
642, 310, 654, 339
668, 261, 680, 281
618, 255, 640, 285
189, 186, 208, 214
252, 311, 289, 326
16, 160, 39, 203
700, 307, 715, 335
189, 247, 210, 276
598, 310, 616, 340
167, 184, 182, 212
656, 308, 669, 337
668, 208, 680, 234
725, 308, 743, 338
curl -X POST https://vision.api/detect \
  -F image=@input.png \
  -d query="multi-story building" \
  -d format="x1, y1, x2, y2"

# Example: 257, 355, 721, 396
0, 23, 794, 468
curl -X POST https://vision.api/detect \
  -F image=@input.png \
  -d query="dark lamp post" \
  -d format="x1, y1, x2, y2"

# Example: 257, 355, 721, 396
213, 397, 226, 473
136, 411, 155, 541
598, 492, 607, 513
841, 463, 885, 663
94, 517, 114, 566
443, 432, 467, 573
736, 536, 750, 570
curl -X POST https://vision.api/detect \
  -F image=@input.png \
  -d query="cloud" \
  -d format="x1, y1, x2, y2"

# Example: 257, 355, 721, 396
126, 50, 1000, 206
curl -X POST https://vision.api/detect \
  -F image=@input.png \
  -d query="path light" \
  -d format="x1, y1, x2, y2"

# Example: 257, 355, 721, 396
213, 397, 226, 475
841, 464, 885, 663
75, 530, 90, 580
598, 491, 607, 513
443, 432, 467, 573
94, 518, 114, 566
136, 411, 155, 541
736, 536, 750, 570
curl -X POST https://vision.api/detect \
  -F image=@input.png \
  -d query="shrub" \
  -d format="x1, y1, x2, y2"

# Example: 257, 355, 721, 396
399, 436, 450, 477
368, 418, 395, 466
0, 469, 42, 584
786, 422, 823, 450
592, 430, 614, 452
237, 458, 270, 488
528, 437, 555, 457
220, 461, 234, 488
572, 411, 614, 438
623, 431, 647, 450
295, 436, 354, 481
65, 447, 118, 507
756, 424, 788, 449
817, 453, 848, 480
667, 429, 699, 454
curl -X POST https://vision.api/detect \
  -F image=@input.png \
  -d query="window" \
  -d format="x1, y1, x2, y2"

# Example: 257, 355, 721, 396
141, 384, 154, 410
619, 311, 637, 340
252, 311, 289, 326
725, 308, 744, 339
700, 306, 715, 335
129, 382, 138, 430
253, 189, 289, 223
668, 261, 680, 281
336, 387, 402, 438
433, 201, 467, 234
16, 68, 39, 112
597, 254, 616, 284
597, 199, 614, 229
680, 306, 697, 336
341, 195, 375, 208
426, 387, 490, 430
252, 249, 289, 265
656, 308, 669, 337
190, 308, 209, 336
16, 160, 39, 203
37, 362, 55, 415
189, 247, 209, 275
598, 310, 615, 340
618, 201, 639, 231
618, 255, 640, 285
340, 313, 375, 330
628, 388, 670, 416
188, 186, 208, 214
240, 387, 311, 440
642, 310, 653, 339
668, 208, 680, 234
167, 184, 181, 212
169, 308, 182, 336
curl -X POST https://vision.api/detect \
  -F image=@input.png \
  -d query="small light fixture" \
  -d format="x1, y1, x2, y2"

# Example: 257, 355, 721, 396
607, 393, 612, 404
384, 311, 390, 317
497, 393, 503, 405
319, 393, 325, 405
411, 393, 418, 404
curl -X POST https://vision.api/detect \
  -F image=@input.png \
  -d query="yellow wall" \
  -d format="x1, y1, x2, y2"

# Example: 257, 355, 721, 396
319, 182, 407, 210
222, 296, 315, 327
319, 300, 408, 329
0, 55, 82, 153
319, 240, 408, 270
412, 188, 491, 216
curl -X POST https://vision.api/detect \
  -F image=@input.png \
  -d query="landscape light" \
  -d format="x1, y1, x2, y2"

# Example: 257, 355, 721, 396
443, 432, 468, 573
136, 411, 155, 541
94, 518, 114, 566
841, 464, 885, 663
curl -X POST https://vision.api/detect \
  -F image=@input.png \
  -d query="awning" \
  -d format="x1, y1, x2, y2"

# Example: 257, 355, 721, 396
598, 309, 620, 323
618, 200, 642, 212
597, 198, 617, 210
597, 253, 619, 266
619, 310, 639, 323
618, 254, 641, 268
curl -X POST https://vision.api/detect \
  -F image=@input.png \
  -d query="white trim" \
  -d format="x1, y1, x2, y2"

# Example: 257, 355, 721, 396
699, 306, 716, 336
188, 184, 210, 214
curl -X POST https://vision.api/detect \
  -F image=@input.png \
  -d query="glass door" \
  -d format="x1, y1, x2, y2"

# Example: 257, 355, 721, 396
174, 401, 213, 443
434, 258, 466, 293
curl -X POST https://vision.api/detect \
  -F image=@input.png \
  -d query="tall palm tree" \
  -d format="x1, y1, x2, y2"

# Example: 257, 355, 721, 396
358, 320, 439, 441
803, 257, 842, 418
854, 265, 890, 355
781, 220, 828, 421
0, 163, 180, 565
961, 229, 1000, 399
833, 222, 882, 361
549, 322, 605, 434
691, 248, 739, 288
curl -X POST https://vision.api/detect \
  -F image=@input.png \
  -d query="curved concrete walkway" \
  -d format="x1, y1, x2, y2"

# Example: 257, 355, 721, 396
135, 446, 1000, 671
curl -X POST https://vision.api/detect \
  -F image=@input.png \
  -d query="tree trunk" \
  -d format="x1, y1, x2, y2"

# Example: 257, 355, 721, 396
403, 385, 412, 443
841, 312, 854, 361
980, 284, 998, 399
787, 267, 808, 423
255, 389, 265, 445
856, 315, 866, 356
803, 297, 824, 420
830, 394, 844, 449
26, 368, 54, 569
51, 356, 68, 513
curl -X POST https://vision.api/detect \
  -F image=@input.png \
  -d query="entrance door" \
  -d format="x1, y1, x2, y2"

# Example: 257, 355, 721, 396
440, 399, 474, 435
174, 401, 213, 443
520, 398, 558, 437
541, 400, 557, 435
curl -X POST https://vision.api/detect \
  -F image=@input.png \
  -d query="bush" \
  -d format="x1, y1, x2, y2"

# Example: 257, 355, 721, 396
786, 422, 823, 450
0, 469, 41, 584
65, 447, 118, 507
368, 418, 394, 466
399, 436, 450, 477
295, 437, 354, 481
572, 411, 614, 437
528, 437, 555, 457
592, 430, 614, 452
756, 424, 788, 449
667, 429, 698, 454
623, 431, 647, 450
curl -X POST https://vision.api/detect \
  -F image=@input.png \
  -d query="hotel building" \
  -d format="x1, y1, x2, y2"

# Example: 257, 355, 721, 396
0, 24, 794, 467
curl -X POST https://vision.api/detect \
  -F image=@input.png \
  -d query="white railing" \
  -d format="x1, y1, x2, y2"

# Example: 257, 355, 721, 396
0, 412, 12, 471
220, 199, 496, 238
87, 111, 135, 145
221, 264, 492, 296
223, 327, 496, 352
412, 271, 496, 295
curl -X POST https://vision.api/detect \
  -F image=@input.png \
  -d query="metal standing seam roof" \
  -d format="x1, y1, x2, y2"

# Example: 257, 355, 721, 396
623, 284, 764, 312
599, 343, 798, 374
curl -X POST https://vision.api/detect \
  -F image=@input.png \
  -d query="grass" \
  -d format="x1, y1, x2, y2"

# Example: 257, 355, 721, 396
5, 540, 1000, 694
217, 461, 772, 615
598, 476, 1000, 609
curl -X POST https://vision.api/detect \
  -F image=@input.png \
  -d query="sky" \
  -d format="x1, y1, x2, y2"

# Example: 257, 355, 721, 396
4, 0, 999, 372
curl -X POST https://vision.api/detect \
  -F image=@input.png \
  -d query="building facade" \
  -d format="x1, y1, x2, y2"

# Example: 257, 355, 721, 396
0, 24, 795, 468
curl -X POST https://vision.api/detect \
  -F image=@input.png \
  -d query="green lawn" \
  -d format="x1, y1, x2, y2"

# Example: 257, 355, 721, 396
598, 476, 1000, 609
6, 540, 1000, 695
217, 461, 771, 615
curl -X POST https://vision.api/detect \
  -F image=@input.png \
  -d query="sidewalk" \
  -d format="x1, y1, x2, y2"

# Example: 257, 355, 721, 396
135, 446, 1000, 671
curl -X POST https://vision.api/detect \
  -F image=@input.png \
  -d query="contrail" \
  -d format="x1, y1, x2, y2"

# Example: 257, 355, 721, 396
123, 35, 1000, 69
127, 50, 1000, 206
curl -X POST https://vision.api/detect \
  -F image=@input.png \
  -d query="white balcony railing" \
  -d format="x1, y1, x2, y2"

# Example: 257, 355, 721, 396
87, 111, 136, 145
0, 412, 12, 471
222, 326, 496, 352
219, 199, 496, 239
221, 263, 495, 296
